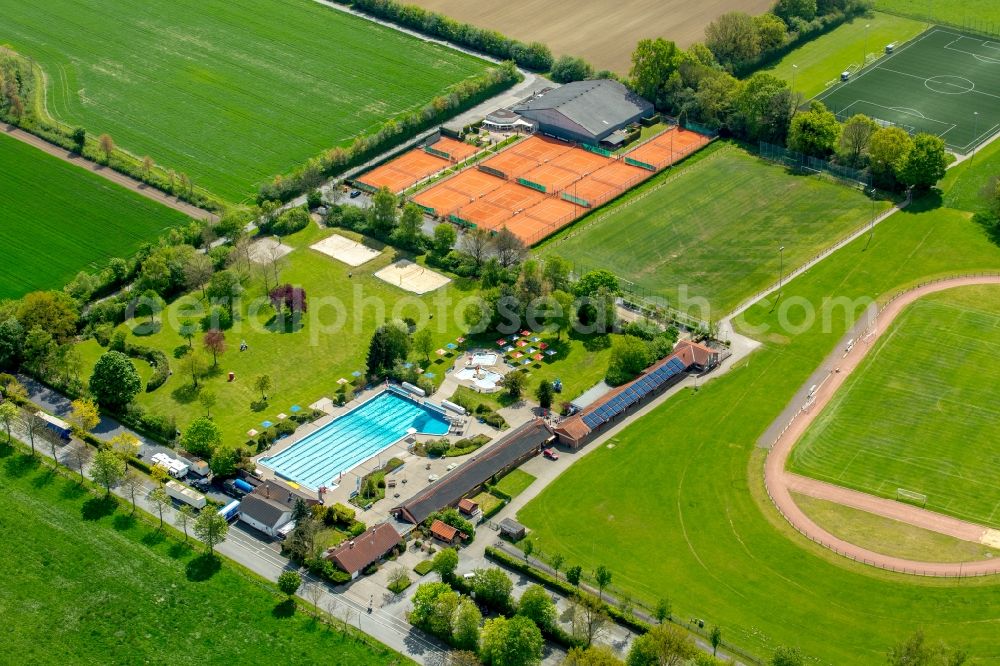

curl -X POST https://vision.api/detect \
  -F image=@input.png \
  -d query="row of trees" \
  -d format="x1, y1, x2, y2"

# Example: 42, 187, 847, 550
705, 0, 872, 74
344, 0, 553, 71
788, 103, 948, 189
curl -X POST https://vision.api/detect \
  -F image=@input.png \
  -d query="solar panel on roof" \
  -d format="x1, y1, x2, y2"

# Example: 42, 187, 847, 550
582, 413, 601, 429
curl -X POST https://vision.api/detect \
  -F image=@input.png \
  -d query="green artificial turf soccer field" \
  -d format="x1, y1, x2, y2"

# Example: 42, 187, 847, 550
518, 156, 1000, 662
815, 27, 1000, 153
875, 0, 1000, 30
789, 285, 1000, 527
0, 132, 191, 300
539, 144, 889, 319
0, 0, 489, 201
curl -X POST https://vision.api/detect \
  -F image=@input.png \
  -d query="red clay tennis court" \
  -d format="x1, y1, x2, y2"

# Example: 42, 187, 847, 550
563, 176, 625, 209
428, 136, 478, 162
498, 198, 583, 245
520, 163, 580, 194
453, 199, 513, 230
484, 182, 547, 214
625, 126, 712, 170
357, 148, 449, 193
512, 135, 575, 163
480, 149, 539, 180
590, 161, 650, 191
549, 148, 613, 176
412, 169, 503, 216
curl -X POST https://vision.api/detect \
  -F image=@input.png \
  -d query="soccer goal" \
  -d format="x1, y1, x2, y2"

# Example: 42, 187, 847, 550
896, 488, 927, 507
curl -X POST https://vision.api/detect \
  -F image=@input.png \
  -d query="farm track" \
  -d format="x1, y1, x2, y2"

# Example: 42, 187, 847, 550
3, 124, 218, 221
764, 275, 1000, 576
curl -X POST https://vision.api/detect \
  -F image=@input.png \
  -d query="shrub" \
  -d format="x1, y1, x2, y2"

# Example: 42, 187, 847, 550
480, 411, 508, 430
307, 557, 352, 584
271, 207, 311, 235
414, 559, 434, 576
362, 562, 379, 576
306, 189, 323, 209
275, 420, 296, 437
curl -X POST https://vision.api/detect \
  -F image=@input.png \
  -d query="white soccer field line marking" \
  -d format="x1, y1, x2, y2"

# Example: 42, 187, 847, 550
839, 99, 957, 134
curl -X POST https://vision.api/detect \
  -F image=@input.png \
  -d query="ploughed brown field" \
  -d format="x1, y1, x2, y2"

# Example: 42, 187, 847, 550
407, 0, 773, 72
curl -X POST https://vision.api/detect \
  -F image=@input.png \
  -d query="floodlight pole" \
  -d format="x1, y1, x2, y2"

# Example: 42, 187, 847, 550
778, 246, 786, 294
862, 24, 870, 68
791, 64, 798, 97
970, 112, 980, 166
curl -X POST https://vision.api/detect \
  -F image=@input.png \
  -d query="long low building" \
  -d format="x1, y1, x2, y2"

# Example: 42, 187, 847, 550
555, 340, 722, 448
391, 418, 555, 525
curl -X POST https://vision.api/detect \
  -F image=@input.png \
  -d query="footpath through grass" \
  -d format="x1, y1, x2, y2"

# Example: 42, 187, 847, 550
0, 0, 489, 201
0, 132, 191, 300
790, 285, 1000, 527
540, 144, 888, 318
0, 443, 408, 664
767, 13, 927, 99
519, 165, 1000, 661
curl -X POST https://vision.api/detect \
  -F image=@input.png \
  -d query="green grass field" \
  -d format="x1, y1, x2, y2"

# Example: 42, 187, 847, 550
494, 469, 536, 498
79, 224, 474, 443
540, 144, 889, 318
0, 444, 407, 664
0, 0, 489, 201
875, 0, 1000, 31
940, 135, 1000, 212
789, 285, 1000, 527
793, 493, 1000, 563
517, 155, 1000, 661
0, 132, 191, 300
767, 13, 928, 99
814, 28, 1000, 153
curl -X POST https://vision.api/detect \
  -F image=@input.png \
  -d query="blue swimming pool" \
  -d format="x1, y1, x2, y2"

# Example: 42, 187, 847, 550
259, 390, 449, 489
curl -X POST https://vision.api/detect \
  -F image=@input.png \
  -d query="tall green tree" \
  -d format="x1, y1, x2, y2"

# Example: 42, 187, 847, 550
0, 317, 25, 371
626, 623, 697, 666
17, 291, 78, 343
787, 101, 841, 157
147, 486, 171, 529
370, 186, 398, 235
451, 597, 482, 652
480, 615, 543, 666
837, 114, 879, 167
607, 336, 651, 385
89, 351, 142, 410
278, 571, 302, 598
629, 38, 684, 109
432, 547, 459, 581
395, 202, 423, 248
705, 12, 761, 70
517, 584, 557, 632
735, 73, 794, 143
770, 646, 804, 666
194, 507, 229, 554
471, 568, 514, 613
536, 379, 554, 409
869, 126, 914, 188
366, 322, 410, 377
551, 55, 594, 83
413, 328, 435, 363
432, 223, 457, 257
501, 369, 526, 401
899, 133, 948, 190
594, 565, 612, 600
91, 448, 126, 495
0, 402, 17, 443
181, 416, 223, 459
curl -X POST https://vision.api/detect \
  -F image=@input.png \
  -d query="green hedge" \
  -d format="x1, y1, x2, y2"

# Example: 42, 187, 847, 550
413, 560, 434, 576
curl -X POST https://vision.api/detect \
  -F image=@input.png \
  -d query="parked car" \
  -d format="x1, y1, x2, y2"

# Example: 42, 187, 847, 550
349, 190, 361, 198
543, 448, 559, 460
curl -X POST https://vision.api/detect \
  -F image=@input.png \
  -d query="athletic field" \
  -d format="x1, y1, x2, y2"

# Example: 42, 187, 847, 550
539, 144, 889, 318
0, 132, 190, 300
518, 164, 1000, 662
815, 28, 1000, 153
0, 0, 489, 201
789, 285, 1000, 528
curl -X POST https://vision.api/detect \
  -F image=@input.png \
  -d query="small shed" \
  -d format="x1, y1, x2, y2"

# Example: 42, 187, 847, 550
499, 517, 526, 542
430, 519, 460, 544
458, 498, 479, 516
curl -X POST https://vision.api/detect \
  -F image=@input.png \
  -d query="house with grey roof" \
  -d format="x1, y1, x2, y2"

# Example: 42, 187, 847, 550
511, 80, 653, 146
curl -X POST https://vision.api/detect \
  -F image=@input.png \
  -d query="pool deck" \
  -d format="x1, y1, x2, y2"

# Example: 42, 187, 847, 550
253, 380, 536, 522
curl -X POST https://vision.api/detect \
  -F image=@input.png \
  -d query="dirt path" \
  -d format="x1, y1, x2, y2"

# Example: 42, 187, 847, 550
764, 274, 1000, 576
3, 124, 218, 222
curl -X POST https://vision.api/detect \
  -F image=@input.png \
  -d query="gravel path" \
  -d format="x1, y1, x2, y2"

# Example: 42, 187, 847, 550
763, 274, 1000, 576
